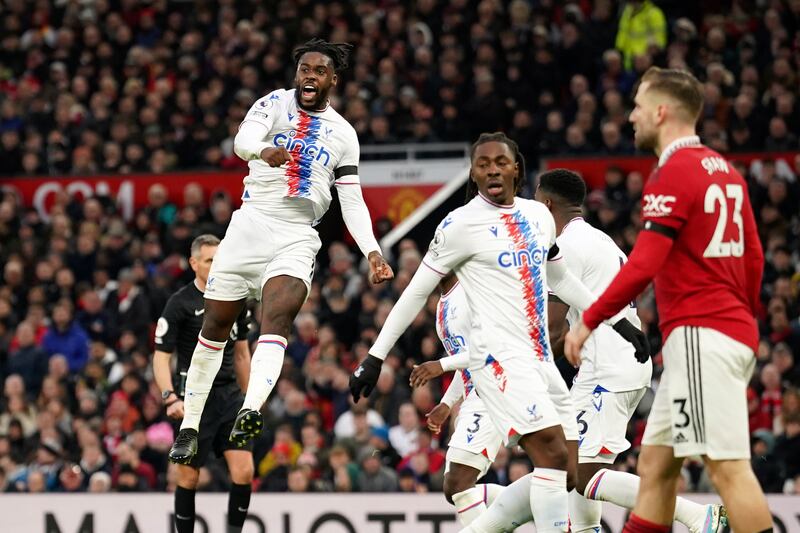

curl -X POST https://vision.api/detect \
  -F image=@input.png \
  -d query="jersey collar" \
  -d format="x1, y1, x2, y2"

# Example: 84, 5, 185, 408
477, 192, 516, 209
658, 135, 701, 167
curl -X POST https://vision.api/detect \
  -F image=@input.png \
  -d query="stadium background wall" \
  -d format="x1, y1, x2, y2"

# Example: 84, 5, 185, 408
1, 494, 798, 533
4, 152, 794, 228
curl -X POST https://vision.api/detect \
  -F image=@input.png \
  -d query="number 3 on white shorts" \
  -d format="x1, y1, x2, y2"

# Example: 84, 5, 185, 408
703, 183, 744, 258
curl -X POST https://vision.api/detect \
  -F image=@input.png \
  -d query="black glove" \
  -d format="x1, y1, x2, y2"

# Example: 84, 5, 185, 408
349, 355, 383, 401
612, 318, 651, 364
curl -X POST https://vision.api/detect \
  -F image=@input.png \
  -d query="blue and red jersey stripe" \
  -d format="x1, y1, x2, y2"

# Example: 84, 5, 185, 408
500, 210, 550, 362
286, 111, 321, 198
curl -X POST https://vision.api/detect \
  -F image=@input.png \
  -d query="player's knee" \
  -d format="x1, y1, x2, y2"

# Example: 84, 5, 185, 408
201, 314, 235, 341
176, 466, 200, 489
260, 310, 294, 339
230, 460, 254, 484
443, 472, 473, 505
704, 459, 746, 491
636, 450, 681, 482
523, 433, 569, 471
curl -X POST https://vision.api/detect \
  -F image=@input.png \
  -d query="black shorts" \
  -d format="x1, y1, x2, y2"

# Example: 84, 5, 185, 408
180, 382, 252, 468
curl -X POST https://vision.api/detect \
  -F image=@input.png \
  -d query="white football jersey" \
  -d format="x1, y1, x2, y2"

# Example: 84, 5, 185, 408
239, 88, 360, 223
424, 193, 558, 370
435, 282, 476, 397
556, 218, 652, 391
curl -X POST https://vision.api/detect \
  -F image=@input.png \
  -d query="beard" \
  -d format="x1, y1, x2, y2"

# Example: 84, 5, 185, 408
634, 128, 658, 152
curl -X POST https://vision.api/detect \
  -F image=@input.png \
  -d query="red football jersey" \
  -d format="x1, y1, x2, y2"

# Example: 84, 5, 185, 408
639, 141, 763, 350
583, 138, 764, 351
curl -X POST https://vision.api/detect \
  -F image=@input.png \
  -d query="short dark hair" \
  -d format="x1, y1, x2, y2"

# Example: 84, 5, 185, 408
641, 67, 704, 122
466, 132, 526, 202
537, 168, 587, 207
293, 38, 353, 72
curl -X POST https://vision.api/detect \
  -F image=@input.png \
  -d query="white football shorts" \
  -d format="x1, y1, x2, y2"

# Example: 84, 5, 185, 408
571, 381, 647, 464
642, 326, 755, 459
445, 390, 503, 479
471, 356, 577, 446
205, 204, 320, 301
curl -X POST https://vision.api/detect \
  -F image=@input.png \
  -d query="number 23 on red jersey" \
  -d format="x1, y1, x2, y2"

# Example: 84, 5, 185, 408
642, 151, 748, 259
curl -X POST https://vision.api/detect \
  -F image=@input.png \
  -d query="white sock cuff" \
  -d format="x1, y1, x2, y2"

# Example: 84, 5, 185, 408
531, 468, 567, 487
198, 334, 226, 350
452, 486, 486, 513
583, 468, 610, 499
257, 334, 288, 349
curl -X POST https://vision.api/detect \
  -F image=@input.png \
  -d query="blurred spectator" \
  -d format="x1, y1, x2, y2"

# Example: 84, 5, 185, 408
615, 1, 667, 70
42, 301, 89, 374
111, 442, 156, 491
259, 442, 293, 492
389, 402, 420, 457
7, 323, 49, 395
287, 466, 313, 493
369, 365, 410, 427
88, 471, 112, 493
357, 446, 398, 492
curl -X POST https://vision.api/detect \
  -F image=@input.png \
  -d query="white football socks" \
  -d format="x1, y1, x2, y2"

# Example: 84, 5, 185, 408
181, 335, 226, 431
530, 468, 569, 533
569, 488, 603, 533
452, 487, 487, 527
483, 483, 504, 507
242, 334, 287, 412
583, 468, 708, 530
460, 474, 534, 532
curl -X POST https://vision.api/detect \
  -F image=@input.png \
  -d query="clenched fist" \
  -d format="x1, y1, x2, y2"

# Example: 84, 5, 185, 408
260, 146, 294, 167
368, 251, 394, 285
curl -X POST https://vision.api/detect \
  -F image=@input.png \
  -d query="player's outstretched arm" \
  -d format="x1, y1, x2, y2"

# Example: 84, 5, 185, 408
349, 264, 441, 399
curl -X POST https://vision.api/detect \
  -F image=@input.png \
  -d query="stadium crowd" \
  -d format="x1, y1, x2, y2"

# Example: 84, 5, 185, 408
0, 0, 799, 497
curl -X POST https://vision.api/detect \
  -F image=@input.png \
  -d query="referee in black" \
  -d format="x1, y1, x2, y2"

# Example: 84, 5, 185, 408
153, 234, 254, 533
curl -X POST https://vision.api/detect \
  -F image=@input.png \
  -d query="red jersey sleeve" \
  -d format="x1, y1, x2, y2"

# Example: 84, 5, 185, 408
641, 163, 696, 231
582, 230, 673, 330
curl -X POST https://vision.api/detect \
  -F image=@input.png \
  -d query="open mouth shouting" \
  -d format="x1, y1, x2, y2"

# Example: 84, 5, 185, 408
300, 83, 319, 102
